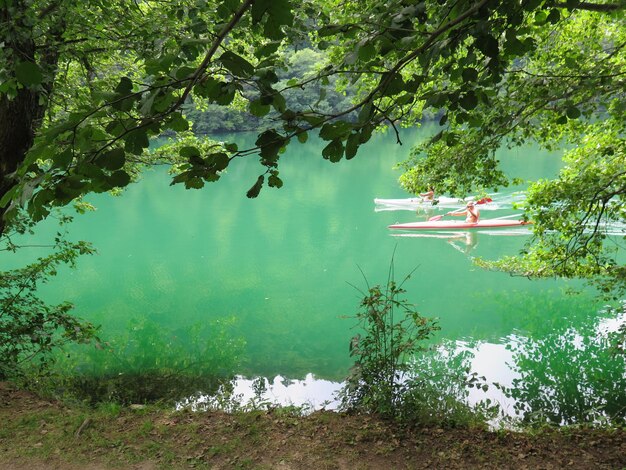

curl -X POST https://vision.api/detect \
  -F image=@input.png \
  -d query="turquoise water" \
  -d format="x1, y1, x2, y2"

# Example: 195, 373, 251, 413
5, 124, 625, 421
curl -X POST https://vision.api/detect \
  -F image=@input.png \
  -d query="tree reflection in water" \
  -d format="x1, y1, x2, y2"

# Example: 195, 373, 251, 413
506, 310, 626, 425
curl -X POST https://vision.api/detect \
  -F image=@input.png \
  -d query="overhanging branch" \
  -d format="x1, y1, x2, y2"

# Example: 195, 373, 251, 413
548, 1, 626, 12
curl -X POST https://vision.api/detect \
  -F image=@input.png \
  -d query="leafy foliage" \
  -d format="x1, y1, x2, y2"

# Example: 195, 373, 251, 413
340, 276, 439, 418
0, 238, 98, 379
395, 8, 626, 294
503, 312, 626, 426
5, 0, 621, 221
340, 267, 499, 426
40, 317, 246, 404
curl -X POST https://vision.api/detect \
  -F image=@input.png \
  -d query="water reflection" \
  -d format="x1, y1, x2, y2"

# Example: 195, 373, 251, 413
447, 231, 479, 255
390, 229, 530, 257
172, 314, 626, 427
505, 313, 626, 425
53, 317, 246, 404
180, 374, 343, 412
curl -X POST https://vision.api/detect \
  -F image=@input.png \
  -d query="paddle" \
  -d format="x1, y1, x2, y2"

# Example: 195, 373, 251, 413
428, 208, 464, 222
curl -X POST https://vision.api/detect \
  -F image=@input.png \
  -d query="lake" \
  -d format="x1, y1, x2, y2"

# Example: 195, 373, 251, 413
6, 124, 625, 423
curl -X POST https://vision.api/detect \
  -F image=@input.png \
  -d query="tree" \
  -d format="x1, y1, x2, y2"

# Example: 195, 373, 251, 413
1, 0, 625, 294
397, 5, 626, 295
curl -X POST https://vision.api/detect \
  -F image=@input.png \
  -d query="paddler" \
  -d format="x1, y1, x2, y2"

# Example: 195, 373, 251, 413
446, 201, 480, 223
419, 186, 435, 202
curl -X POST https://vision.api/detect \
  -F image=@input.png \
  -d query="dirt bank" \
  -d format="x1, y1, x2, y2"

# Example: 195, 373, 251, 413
1, 382, 625, 469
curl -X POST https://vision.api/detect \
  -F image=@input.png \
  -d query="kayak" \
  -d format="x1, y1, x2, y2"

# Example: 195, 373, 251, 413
375, 196, 472, 207
388, 219, 532, 230
374, 196, 498, 212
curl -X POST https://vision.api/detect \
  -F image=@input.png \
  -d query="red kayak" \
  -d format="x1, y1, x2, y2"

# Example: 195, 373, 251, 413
388, 219, 532, 230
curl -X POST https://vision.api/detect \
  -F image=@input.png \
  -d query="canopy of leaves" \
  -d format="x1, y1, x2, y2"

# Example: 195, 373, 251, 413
1, 0, 625, 295
395, 8, 626, 295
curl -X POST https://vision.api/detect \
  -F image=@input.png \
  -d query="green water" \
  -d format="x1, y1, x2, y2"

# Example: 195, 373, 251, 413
5, 124, 625, 420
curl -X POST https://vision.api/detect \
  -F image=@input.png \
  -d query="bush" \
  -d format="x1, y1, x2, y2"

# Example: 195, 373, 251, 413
339, 268, 439, 419
339, 266, 498, 427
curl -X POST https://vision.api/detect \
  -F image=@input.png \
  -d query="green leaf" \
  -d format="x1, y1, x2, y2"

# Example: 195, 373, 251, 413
358, 42, 376, 62
297, 131, 308, 144
15, 61, 43, 87
189, 154, 204, 166
461, 68, 479, 83
165, 113, 190, 132
115, 77, 133, 94
379, 72, 405, 97
345, 133, 360, 160
109, 170, 131, 188
145, 54, 177, 75
504, 29, 527, 55
281, 109, 296, 121
318, 24, 351, 37
256, 129, 286, 161
534, 10, 548, 25
358, 103, 373, 124
0, 185, 20, 208
319, 122, 352, 141
266, 0, 294, 28
246, 175, 264, 198
175, 66, 196, 80
459, 91, 478, 110
194, 77, 221, 99
250, 99, 271, 117
124, 128, 150, 155
153, 92, 176, 113
566, 106, 581, 119
322, 139, 344, 162
255, 41, 281, 58
556, 115, 568, 125
219, 51, 255, 78
180, 146, 201, 158
268, 173, 283, 188
208, 152, 230, 171
186, 177, 205, 189
111, 95, 137, 112
271, 93, 286, 112
475, 35, 499, 59
213, 82, 237, 105
76, 162, 105, 180
52, 149, 73, 169
217, 0, 240, 19
95, 148, 126, 171
251, 0, 271, 23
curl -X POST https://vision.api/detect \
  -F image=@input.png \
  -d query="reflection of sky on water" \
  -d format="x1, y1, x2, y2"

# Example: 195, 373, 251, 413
462, 341, 519, 417
192, 312, 625, 426
184, 373, 343, 412
232, 374, 343, 410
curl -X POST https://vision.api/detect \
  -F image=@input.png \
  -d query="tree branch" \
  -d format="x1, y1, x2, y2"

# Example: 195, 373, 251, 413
548, 1, 626, 12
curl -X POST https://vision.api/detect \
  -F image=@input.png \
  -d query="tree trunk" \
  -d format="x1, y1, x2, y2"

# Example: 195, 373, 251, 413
0, 89, 42, 235
0, 2, 60, 237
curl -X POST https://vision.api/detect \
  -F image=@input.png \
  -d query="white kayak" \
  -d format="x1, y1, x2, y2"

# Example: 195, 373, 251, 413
374, 196, 497, 211
375, 196, 472, 206
388, 219, 532, 230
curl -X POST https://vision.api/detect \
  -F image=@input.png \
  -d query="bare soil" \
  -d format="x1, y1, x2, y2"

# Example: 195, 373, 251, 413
1, 382, 625, 469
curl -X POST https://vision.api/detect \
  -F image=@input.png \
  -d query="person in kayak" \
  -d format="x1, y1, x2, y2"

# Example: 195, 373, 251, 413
419, 187, 435, 202
446, 201, 480, 223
